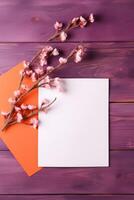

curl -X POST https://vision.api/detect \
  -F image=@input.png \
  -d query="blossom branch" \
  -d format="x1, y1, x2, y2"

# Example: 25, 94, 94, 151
1, 45, 85, 131
1, 13, 94, 131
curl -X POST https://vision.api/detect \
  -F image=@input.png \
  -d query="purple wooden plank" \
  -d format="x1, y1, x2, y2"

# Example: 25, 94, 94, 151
0, 151, 134, 194
0, 42, 134, 102
0, 0, 134, 42
0, 195, 134, 200
0, 103, 134, 150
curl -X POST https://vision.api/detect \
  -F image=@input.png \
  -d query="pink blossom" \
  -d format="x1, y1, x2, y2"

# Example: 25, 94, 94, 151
39, 76, 51, 88
89, 13, 94, 23
54, 21, 63, 31
44, 76, 50, 83
19, 69, 25, 77
23, 61, 30, 69
53, 77, 63, 92
53, 77, 61, 86
1, 111, 9, 117
14, 90, 21, 98
25, 69, 33, 76
46, 66, 54, 73
52, 48, 59, 56
21, 104, 28, 110
27, 105, 37, 110
39, 58, 47, 66
60, 31, 67, 41
35, 67, 44, 75
21, 84, 29, 91
8, 97, 16, 104
15, 106, 21, 112
30, 118, 38, 129
31, 72, 37, 82
79, 16, 87, 28
74, 46, 84, 63
72, 17, 79, 24
16, 112, 23, 123
43, 46, 53, 53
59, 57, 67, 64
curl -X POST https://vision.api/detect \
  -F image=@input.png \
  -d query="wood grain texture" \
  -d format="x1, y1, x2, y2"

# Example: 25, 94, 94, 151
0, 151, 134, 194
0, 0, 134, 42
0, 103, 134, 150
0, 195, 134, 200
0, 0, 134, 198
0, 42, 134, 102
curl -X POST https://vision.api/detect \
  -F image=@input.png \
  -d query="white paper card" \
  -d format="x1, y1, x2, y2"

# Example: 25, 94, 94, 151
38, 78, 109, 167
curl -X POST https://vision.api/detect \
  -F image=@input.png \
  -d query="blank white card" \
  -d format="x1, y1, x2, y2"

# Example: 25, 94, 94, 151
38, 79, 109, 167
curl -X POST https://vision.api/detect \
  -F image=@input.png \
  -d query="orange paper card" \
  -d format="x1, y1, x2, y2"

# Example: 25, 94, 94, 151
0, 62, 41, 176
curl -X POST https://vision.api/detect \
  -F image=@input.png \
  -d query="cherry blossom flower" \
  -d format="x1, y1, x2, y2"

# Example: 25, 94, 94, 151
23, 61, 30, 69
27, 105, 37, 110
89, 13, 94, 23
0, 111, 9, 117
31, 72, 37, 82
25, 69, 33, 76
16, 112, 23, 123
53, 77, 63, 92
72, 17, 79, 24
15, 106, 21, 112
35, 67, 44, 75
43, 46, 53, 53
8, 97, 16, 104
21, 104, 28, 110
21, 84, 29, 91
74, 45, 85, 63
30, 118, 38, 129
54, 21, 63, 31
46, 66, 54, 73
14, 90, 21, 98
79, 16, 87, 28
19, 69, 25, 77
59, 57, 67, 64
52, 48, 59, 56
60, 31, 67, 41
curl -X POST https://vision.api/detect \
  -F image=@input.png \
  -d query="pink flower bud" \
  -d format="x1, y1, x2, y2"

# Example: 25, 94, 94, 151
60, 31, 67, 41
79, 16, 87, 28
44, 46, 53, 52
52, 48, 59, 56
30, 118, 38, 129
14, 90, 21, 98
74, 46, 84, 63
46, 66, 54, 73
21, 84, 29, 91
23, 61, 30, 69
25, 69, 33, 76
27, 105, 36, 110
1, 111, 9, 117
31, 72, 37, 82
8, 97, 16, 104
15, 106, 21, 112
21, 104, 28, 110
59, 57, 67, 64
89, 13, 94, 23
16, 112, 23, 123
72, 17, 79, 24
54, 21, 63, 31
19, 69, 25, 77
35, 67, 44, 75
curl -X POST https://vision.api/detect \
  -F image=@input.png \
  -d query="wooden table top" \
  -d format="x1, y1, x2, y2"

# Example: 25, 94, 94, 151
0, 0, 134, 199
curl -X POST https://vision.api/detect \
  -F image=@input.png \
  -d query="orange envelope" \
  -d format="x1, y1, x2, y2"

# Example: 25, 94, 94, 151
0, 62, 41, 176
